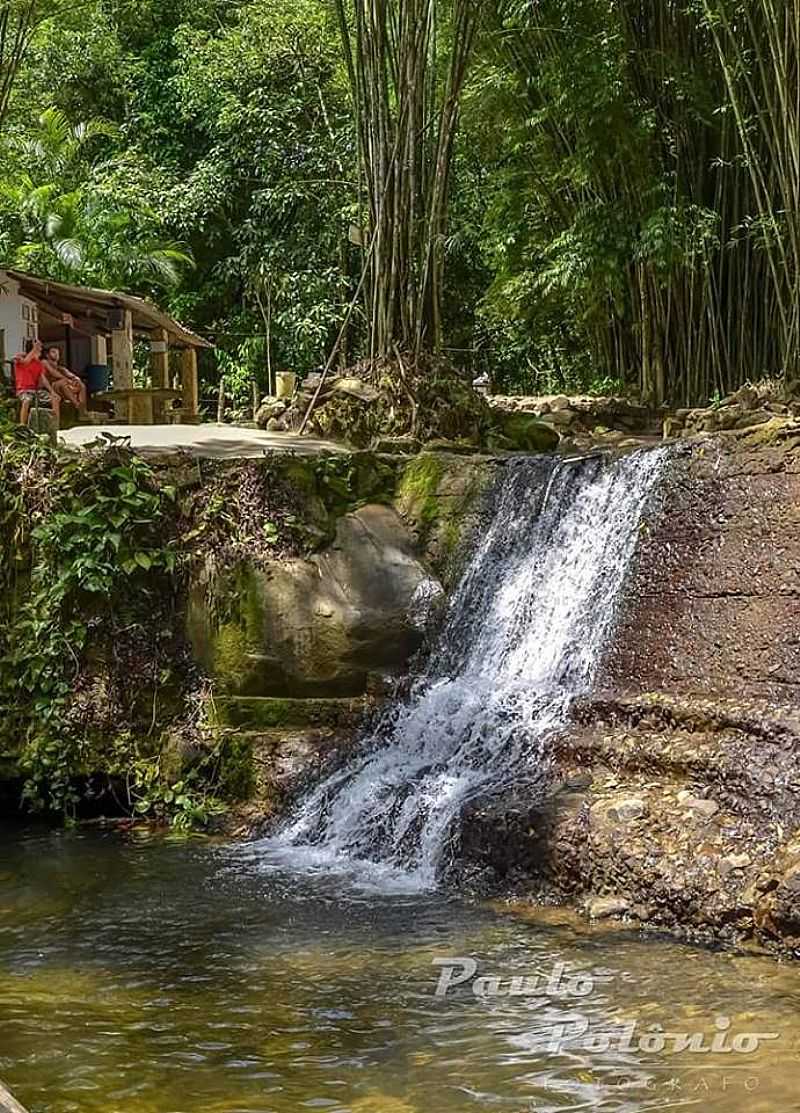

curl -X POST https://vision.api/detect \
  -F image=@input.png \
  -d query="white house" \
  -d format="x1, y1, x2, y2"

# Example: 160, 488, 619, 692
0, 272, 41, 370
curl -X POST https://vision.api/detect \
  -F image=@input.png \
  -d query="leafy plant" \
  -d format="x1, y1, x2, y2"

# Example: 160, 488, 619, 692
0, 429, 187, 818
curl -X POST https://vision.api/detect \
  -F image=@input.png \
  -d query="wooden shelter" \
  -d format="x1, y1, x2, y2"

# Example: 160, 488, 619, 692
0, 269, 211, 423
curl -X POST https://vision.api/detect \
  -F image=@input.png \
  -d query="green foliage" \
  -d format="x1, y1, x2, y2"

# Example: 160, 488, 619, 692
0, 107, 194, 292
0, 427, 178, 814
0, 419, 245, 828
0, 0, 796, 404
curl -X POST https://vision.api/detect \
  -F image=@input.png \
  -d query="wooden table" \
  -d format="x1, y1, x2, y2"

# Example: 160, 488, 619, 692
95, 388, 182, 425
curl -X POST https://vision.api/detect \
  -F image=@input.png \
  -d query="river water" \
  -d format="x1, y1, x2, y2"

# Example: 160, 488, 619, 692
2, 827, 800, 1113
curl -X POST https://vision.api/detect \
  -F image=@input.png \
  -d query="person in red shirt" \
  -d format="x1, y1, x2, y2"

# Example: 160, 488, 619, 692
14, 339, 60, 426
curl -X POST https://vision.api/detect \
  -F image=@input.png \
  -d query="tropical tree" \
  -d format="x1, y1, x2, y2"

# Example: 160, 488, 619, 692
0, 107, 193, 291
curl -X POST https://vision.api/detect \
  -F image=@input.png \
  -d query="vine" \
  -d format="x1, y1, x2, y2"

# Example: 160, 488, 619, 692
0, 416, 230, 824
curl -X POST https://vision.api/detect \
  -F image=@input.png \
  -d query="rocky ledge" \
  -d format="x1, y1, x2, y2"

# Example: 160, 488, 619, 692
461, 693, 800, 955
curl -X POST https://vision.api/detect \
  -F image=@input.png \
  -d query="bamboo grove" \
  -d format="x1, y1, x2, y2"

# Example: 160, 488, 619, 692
488, 0, 800, 403
0, 0, 797, 405
334, 0, 481, 359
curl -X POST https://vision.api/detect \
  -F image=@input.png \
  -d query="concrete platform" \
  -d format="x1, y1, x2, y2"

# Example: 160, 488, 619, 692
58, 423, 345, 459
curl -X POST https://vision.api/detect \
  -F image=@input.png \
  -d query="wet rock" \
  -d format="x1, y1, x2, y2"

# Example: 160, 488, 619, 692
586, 895, 631, 920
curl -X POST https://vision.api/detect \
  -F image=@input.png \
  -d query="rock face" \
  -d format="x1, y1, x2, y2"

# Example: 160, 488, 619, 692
604, 426, 800, 700
188, 504, 442, 698
459, 428, 800, 955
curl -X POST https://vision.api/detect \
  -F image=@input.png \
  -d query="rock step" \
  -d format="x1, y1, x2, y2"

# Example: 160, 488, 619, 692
207, 696, 368, 731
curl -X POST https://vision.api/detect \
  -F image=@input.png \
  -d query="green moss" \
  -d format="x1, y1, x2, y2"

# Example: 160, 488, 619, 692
732, 416, 800, 449
211, 624, 252, 689
396, 453, 445, 526
209, 696, 364, 730
214, 734, 255, 801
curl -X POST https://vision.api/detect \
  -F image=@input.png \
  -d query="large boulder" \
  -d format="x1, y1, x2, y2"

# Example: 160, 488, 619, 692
188, 505, 442, 697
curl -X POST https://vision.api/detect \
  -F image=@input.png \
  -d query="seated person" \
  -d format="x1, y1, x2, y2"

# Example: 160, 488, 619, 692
14, 339, 60, 426
42, 345, 88, 416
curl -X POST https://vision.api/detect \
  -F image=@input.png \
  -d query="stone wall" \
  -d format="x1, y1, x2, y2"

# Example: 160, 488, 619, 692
604, 424, 800, 701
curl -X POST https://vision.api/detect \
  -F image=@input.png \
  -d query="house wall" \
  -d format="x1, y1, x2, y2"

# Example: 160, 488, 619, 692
0, 272, 39, 379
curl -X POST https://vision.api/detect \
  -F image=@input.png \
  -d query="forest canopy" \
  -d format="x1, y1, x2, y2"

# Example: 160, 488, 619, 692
0, 0, 797, 406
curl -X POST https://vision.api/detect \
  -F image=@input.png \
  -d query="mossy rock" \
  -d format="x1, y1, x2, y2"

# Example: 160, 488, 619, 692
497, 412, 560, 453
187, 504, 439, 698
394, 452, 498, 584
208, 696, 365, 730
395, 453, 445, 528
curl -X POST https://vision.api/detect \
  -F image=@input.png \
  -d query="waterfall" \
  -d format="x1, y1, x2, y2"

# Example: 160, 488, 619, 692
260, 448, 666, 891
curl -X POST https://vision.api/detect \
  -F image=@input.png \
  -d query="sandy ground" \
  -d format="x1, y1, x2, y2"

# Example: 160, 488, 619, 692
58, 423, 345, 459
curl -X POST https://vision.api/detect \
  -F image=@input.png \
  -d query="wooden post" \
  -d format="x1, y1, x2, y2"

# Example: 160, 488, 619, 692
90, 334, 107, 366
150, 327, 170, 388
111, 309, 133, 421
150, 327, 170, 422
181, 347, 199, 421
0, 1078, 31, 1113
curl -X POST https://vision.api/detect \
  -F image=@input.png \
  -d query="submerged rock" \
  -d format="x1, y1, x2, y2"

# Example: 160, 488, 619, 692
586, 895, 631, 920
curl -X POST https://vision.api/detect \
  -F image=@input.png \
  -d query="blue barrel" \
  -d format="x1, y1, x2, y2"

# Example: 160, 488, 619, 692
85, 364, 109, 394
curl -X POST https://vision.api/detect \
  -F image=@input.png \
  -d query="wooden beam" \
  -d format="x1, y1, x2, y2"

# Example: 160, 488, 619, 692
150, 327, 170, 421
0, 1079, 30, 1113
181, 347, 199, 419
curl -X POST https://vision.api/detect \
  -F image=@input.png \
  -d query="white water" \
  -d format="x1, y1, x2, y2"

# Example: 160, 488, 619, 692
259, 449, 666, 891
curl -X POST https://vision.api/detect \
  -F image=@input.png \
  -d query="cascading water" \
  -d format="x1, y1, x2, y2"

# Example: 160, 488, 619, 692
260, 448, 666, 890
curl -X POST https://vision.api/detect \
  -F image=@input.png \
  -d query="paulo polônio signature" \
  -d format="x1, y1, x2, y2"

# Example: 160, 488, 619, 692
432, 958, 781, 1057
